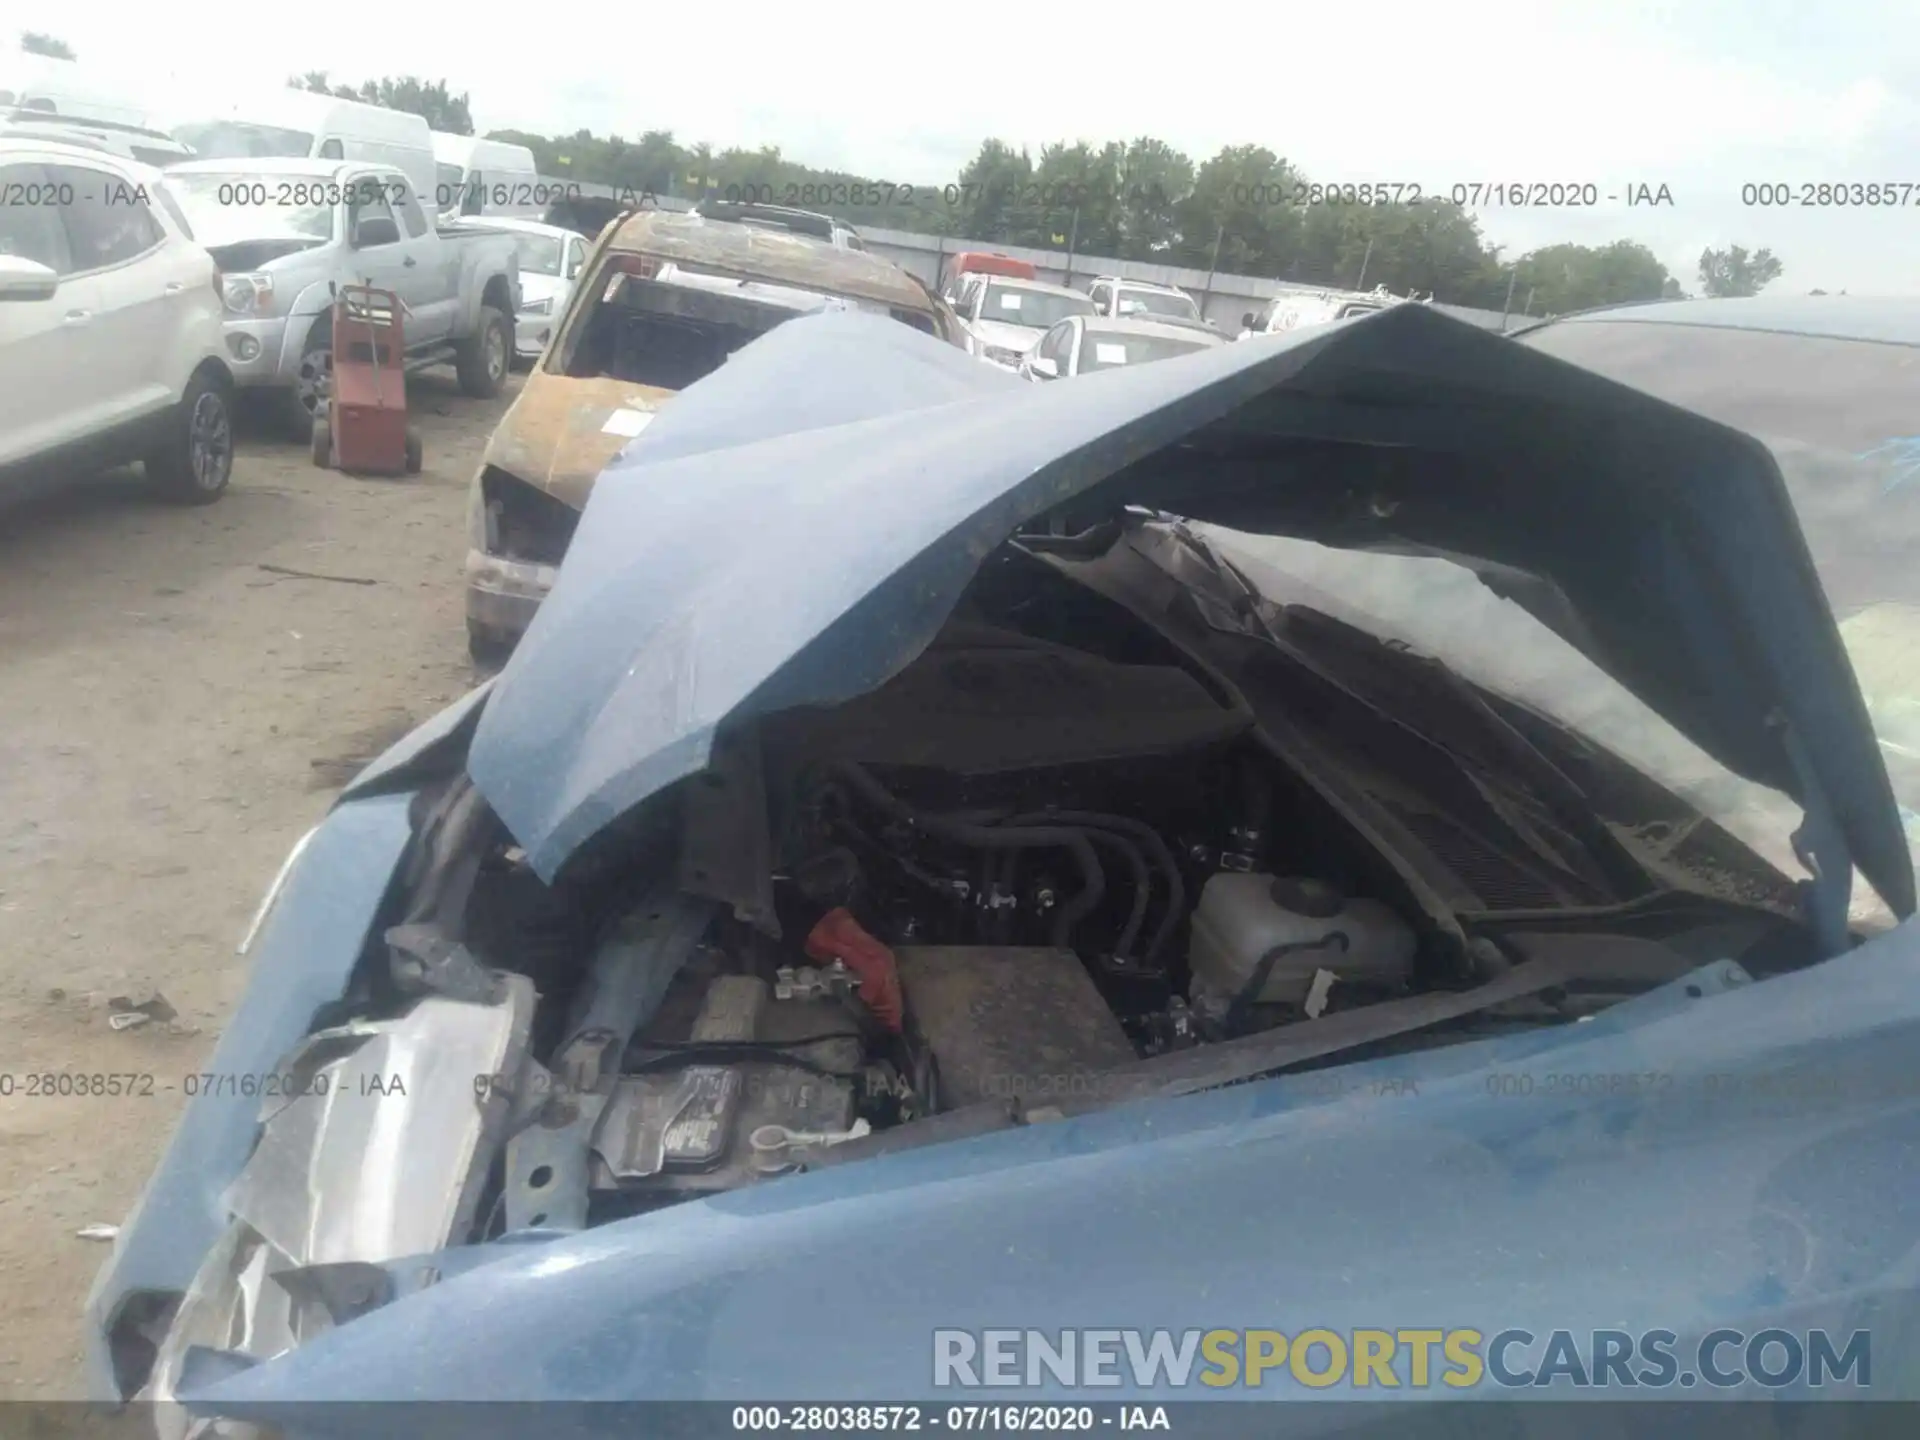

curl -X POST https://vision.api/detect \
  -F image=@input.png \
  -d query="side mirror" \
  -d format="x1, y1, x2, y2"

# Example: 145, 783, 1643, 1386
1028, 356, 1059, 380
351, 215, 401, 248
1241, 312, 1257, 330
0, 255, 59, 303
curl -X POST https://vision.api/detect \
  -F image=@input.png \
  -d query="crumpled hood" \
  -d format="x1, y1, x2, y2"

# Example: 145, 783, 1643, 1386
467, 306, 1913, 917
480, 368, 677, 510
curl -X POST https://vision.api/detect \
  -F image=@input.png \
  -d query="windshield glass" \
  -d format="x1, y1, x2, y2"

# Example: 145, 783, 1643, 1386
512, 232, 566, 276
981, 283, 1094, 330
1216, 318, 1920, 925
172, 121, 314, 160
166, 171, 335, 244
1118, 287, 1199, 320
1078, 330, 1212, 371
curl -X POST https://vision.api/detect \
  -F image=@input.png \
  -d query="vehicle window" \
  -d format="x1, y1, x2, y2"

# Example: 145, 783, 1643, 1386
172, 121, 314, 159
46, 165, 163, 270
131, 145, 183, 167
348, 189, 399, 246
512, 232, 567, 276
565, 263, 806, 388
0, 163, 74, 273
566, 239, 584, 279
1089, 283, 1109, 311
393, 188, 429, 238
435, 161, 464, 208
167, 170, 334, 245
1078, 330, 1211, 372
151, 180, 195, 240
318, 138, 344, 159
1517, 320, 1920, 870
1119, 287, 1199, 320
981, 283, 1096, 331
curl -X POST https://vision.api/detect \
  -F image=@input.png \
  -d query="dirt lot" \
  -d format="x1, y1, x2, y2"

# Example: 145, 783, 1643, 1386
0, 373, 517, 1395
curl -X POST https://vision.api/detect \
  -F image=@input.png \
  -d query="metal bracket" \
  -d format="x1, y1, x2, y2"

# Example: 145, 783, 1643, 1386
501, 893, 717, 1233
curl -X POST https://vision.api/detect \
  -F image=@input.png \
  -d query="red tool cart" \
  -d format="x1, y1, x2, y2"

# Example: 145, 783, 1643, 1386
310, 284, 423, 476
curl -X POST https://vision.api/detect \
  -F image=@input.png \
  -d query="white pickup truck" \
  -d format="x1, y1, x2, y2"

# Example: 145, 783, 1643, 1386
164, 157, 522, 434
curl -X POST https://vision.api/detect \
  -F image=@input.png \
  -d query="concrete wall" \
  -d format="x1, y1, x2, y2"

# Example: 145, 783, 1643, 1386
539, 179, 1537, 334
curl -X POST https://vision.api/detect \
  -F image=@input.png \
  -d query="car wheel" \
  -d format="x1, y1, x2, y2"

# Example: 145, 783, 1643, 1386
456, 307, 511, 398
145, 372, 234, 506
310, 414, 332, 469
404, 428, 423, 474
281, 328, 333, 440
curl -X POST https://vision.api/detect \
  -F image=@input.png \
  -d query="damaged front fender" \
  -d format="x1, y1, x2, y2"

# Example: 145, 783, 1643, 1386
83, 792, 420, 1399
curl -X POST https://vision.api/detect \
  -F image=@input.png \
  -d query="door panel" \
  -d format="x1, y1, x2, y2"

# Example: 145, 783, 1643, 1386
48, 164, 174, 424
0, 162, 109, 469
390, 187, 453, 345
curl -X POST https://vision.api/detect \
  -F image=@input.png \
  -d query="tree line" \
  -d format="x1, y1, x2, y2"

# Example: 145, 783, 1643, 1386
487, 125, 1789, 312
21, 36, 1789, 312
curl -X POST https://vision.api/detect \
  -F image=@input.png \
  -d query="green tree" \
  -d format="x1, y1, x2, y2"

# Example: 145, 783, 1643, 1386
1502, 240, 1673, 314
1697, 244, 1783, 297
1113, 137, 1193, 259
20, 31, 75, 59
286, 73, 473, 133
1174, 145, 1306, 275
954, 140, 1034, 244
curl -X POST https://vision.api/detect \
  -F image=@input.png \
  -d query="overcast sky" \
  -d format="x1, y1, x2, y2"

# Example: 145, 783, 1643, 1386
13, 0, 1918, 292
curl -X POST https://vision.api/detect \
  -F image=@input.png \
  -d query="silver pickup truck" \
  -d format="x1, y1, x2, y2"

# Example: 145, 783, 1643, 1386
163, 157, 522, 434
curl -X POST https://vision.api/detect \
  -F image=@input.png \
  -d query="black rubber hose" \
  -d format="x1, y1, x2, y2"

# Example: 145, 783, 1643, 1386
1002, 823, 1148, 959
1001, 810, 1185, 964
825, 762, 1105, 946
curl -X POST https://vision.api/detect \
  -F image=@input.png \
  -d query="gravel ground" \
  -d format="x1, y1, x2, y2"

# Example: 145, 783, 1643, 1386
0, 372, 516, 1396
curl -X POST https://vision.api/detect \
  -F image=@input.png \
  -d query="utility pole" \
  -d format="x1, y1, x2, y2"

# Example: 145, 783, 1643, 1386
1200, 222, 1225, 316
1063, 206, 1079, 290
1500, 269, 1518, 329
1353, 238, 1374, 292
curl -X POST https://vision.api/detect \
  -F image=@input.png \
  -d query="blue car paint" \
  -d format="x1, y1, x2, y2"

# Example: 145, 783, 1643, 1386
339, 680, 495, 800
92, 304, 1920, 1421
1854, 437, 1920, 497
81, 792, 417, 1395
467, 306, 1912, 915
179, 919, 1920, 1429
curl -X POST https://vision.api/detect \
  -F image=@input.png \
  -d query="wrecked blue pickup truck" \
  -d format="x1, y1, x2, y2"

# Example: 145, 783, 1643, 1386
87, 303, 1918, 1436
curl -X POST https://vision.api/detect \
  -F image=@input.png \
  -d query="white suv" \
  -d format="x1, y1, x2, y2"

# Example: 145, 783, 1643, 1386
1085, 275, 1205, 324
0, 138, 234, 505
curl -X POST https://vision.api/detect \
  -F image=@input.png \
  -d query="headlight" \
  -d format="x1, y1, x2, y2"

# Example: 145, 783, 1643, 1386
983, 345, 1021, 366
519, 296, 552, 317
221, 272, 274, 316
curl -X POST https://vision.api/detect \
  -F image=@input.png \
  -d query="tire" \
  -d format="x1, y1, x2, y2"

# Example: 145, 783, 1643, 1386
310, 414, 332, 469
455, 306, 511, 399
467, 623, 515, 669
404, 428, 423, 474
280, 325, 333, 440
145, 372, 234, 505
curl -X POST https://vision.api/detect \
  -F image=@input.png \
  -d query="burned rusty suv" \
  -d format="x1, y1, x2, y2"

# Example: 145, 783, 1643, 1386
464, 210, 958, 663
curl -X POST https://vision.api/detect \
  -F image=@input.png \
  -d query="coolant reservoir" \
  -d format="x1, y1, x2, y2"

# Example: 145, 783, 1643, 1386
1187, 873, 1415, 1009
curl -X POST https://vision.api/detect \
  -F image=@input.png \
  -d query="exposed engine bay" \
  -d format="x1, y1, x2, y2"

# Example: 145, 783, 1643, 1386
127, 540, 1825, 1403
425, 549, 1809, 1236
